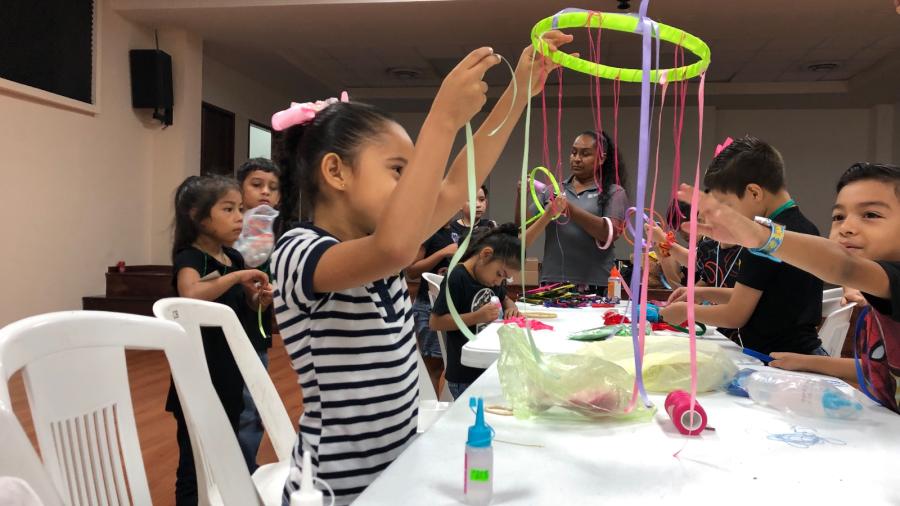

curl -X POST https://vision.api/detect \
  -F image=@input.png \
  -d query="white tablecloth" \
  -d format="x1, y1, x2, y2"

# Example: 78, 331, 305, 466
461, 304, 722, 369
356, 306, 900, 505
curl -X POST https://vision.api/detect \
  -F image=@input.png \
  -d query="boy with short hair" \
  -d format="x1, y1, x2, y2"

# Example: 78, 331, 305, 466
674, 162, 900, 413
235, 157, 281, 471
661, 136, 825, 355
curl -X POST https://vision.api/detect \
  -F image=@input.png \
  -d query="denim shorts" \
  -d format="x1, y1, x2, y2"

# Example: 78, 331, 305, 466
412, 299, 443, 358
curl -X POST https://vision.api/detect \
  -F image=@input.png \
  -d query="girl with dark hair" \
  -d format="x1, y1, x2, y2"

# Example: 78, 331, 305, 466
430, 223, 521, 398
269, 33, 573, 505
167, 175, 271, 505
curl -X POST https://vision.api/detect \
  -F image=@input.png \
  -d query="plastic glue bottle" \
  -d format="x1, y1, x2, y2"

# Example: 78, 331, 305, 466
465, 397, 494, 505
607, 267, 623, 299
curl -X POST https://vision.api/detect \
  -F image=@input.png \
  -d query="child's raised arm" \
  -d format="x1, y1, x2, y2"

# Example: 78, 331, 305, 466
678, 184, 891, 299
311, 48, 499, 293
426, 31, 575, 233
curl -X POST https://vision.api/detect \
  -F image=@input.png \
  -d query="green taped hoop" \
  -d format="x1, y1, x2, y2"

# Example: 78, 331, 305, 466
525, 166, 564, 225
531, 11, 711, 83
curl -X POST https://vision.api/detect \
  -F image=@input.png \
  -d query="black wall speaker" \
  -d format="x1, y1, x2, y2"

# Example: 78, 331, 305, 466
129, 49, 174, 125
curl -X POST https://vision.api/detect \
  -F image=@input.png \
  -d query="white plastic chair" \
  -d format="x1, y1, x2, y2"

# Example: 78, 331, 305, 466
0, 311, 260, 506
818, 303, 856, 357
823, 287, 843, 300
822, 297, 842, 317
153, 298, 293, 506
422, 273, 454, 402
0, 401, 64, 506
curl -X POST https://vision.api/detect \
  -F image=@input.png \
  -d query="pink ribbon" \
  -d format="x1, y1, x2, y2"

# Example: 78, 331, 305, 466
271, 91, 349, 131
713, 136, 733, 157
502, 316, 554, 331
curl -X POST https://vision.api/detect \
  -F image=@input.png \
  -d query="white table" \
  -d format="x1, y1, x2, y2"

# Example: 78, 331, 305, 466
461, 304, 723, 369
356, 307, 900, 505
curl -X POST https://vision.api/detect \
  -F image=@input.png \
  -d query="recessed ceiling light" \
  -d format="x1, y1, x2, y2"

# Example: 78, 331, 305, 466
806, 62, 839, 72
386, 67, 423, 80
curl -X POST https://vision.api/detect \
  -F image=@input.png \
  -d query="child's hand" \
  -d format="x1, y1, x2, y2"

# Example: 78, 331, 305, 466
475, 303, 501, 323
258, 282, 274, 308
659, 302, 687, 326
676, 184, 770, 249
841, 287, 868, 307
432, 47, 500, 130
440, 243, 459, 258
645, 222, 668, 244
515, 30, 576, 97
667, 287, 689, 305
769, 352, 812, 372
504, 306, 520, 319
238, 269, 269, 292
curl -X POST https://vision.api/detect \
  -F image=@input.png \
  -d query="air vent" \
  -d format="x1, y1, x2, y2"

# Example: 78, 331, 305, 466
386, 67, 423, 80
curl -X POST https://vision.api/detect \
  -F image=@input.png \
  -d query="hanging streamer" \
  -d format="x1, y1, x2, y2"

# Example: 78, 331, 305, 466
443, 55, 518, 341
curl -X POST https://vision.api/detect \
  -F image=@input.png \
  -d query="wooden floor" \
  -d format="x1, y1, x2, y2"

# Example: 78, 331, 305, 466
9, 335, 303, 506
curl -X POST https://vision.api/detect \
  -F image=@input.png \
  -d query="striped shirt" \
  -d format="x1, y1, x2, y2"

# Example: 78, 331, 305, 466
271, 225, 419, 505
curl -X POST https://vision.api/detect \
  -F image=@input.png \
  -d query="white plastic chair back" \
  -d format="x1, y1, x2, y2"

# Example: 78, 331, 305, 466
822, 297, 842, 317
153, 298, 295, 462
422, 273, 449, 368
0, 401, 64, 506
822, 287, 843, 300
421, 273, 455, 402
153, 298, 294, 506
0, 311, 260, 506
819, 303, 856, 357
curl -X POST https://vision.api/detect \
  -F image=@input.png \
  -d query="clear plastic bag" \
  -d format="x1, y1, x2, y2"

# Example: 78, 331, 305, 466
233, 205, 279, 268
497, 325, 652, 420
578, 334, 737, 393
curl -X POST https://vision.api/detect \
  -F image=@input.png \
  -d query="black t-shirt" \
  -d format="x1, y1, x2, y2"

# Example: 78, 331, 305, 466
165, 246, 264, 421
734, 207, 823, 354
696, 239, 741, 288
449, 218, 496, 244
431, 264, 506, 383
416, 227, 458, 303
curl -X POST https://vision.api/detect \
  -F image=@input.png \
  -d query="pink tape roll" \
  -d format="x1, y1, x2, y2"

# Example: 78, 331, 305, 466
664, 390, 707, 436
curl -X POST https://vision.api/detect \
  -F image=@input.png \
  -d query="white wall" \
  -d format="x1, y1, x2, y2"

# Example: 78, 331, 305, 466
391, 103, 886, 262
202, 56, 292, 171
715, 108, 871, 235
0, 3, 202, 324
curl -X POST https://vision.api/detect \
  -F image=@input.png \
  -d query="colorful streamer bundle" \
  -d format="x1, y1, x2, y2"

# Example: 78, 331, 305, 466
528, 2, 711, 417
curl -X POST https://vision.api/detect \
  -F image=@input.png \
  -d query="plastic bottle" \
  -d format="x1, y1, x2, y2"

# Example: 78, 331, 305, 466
290, 450, 323, 506
607, 267, 623, 299
738, 369, 863, 420
465, 397, 493, 505
489, 296, 503, 322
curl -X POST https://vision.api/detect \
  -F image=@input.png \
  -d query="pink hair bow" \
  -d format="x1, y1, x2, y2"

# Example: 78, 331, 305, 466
271, 91, 349, 131
714, 136, 734, 157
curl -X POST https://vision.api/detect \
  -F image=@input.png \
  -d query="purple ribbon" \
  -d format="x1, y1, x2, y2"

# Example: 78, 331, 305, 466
627, 0, 653, 408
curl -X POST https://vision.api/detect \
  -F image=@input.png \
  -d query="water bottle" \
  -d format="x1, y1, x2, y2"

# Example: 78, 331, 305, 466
738, 369, 863, 419
465, 397, 493, 505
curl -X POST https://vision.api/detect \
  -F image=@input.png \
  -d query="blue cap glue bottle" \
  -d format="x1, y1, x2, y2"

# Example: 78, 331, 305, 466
465, 397, 494, 505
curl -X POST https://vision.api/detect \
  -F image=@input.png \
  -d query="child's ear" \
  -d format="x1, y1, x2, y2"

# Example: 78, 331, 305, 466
480, 247, 494, 260
320, 152, 349, 192
745, 183, 764, 202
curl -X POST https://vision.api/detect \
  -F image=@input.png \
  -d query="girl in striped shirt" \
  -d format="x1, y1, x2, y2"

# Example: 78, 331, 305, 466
270, 35, 572, 505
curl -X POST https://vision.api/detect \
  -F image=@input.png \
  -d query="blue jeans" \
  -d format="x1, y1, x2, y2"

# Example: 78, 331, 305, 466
238, 349, 269, 472
810, 346, 830, 356
448, 381, 471, 400
412, 299, 442, 358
